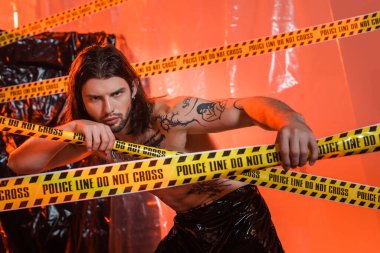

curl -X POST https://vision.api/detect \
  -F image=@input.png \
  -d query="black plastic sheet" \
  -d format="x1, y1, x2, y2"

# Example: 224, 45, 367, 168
0, 31, 115, 253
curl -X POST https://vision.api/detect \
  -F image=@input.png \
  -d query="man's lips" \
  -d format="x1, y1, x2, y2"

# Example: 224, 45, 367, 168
103, 117, 119, 125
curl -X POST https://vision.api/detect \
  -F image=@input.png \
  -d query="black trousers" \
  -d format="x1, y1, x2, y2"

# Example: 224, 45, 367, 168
155, 185, 285, 253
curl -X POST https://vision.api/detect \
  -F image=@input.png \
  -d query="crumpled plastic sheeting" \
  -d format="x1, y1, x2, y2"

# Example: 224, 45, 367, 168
141, 0, 299, 98
0, 32, 116, 70
268, 0, 299, 93
0, 31, 114, 253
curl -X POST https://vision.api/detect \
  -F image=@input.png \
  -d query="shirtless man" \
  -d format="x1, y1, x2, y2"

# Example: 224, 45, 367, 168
8, 44, 318, 253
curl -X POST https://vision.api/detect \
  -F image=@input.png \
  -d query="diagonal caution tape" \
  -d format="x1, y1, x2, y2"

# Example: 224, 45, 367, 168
133, 12, 380, 77
0, 0, 128, 47
0, 116, 179, 158
1, 11, 380, 103
0, 115, 379, 211
0, 77, 68, 103
236, 169, 380, 209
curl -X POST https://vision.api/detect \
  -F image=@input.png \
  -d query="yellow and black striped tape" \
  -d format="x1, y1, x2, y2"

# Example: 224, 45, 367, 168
133, 11, 380, 77
0, 77, 68, 103
236, 169, 380, 210
1, 11, 380, 103
0, 0, 128, 47
0, 116, 379, 211
0, 116, 178, 158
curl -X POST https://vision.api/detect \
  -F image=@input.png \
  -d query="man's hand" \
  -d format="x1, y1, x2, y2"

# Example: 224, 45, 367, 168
275, 122, 318, 170
68, 120, 115, 154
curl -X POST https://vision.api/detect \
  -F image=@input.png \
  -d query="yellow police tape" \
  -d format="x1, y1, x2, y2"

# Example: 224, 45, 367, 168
0, 116, 379, 211
237, 169, 380, 209
0, 116, 178, 158
0, 77, 68, 103
1, 11, 380, 103
0, 0, 128, 47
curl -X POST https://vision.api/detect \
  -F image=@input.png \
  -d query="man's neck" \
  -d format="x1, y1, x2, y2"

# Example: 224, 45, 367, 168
115, 132, 132, 142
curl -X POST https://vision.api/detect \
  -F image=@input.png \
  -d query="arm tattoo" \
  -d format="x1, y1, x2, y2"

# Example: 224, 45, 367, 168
184, 98, 198, 115
155, 98, 227, 131
182, 97, 191, 108
154, 112, 200, 131
196, 100, 227, 122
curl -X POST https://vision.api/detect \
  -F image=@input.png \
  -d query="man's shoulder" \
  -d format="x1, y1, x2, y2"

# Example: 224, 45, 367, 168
150, 97, 168, 116
150, 96, 188, 115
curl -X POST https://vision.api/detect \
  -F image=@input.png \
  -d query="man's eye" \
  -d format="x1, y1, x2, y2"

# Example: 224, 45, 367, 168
90, 97, 101, 101
113, 91, 123, 97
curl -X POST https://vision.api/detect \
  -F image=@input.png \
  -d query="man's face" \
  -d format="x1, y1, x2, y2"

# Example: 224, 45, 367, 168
81, 77, 135, 133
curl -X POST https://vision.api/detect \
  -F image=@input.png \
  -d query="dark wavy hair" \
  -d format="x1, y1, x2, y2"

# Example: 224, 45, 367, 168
66, 44, 152, 135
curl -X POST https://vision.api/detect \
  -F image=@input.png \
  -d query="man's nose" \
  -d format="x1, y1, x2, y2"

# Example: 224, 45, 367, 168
103, 98, 114, 114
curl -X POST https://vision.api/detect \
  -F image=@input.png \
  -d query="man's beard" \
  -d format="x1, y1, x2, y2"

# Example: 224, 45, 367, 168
102, 112, 131, 133
111, 115, 128, 133
110, 111, 131, 133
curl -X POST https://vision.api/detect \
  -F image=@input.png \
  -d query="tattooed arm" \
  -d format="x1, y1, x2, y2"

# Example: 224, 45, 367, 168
154, 97, 252, 133
154, 96, 318, 169
155, 96, 305, 132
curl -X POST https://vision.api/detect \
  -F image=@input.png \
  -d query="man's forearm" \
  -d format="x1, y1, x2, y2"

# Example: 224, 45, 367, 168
7, 123, 75, 174
240, 96, 306, 131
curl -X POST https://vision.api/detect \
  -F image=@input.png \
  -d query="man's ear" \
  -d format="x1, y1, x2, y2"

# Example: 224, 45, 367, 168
131, 79, 138, 99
